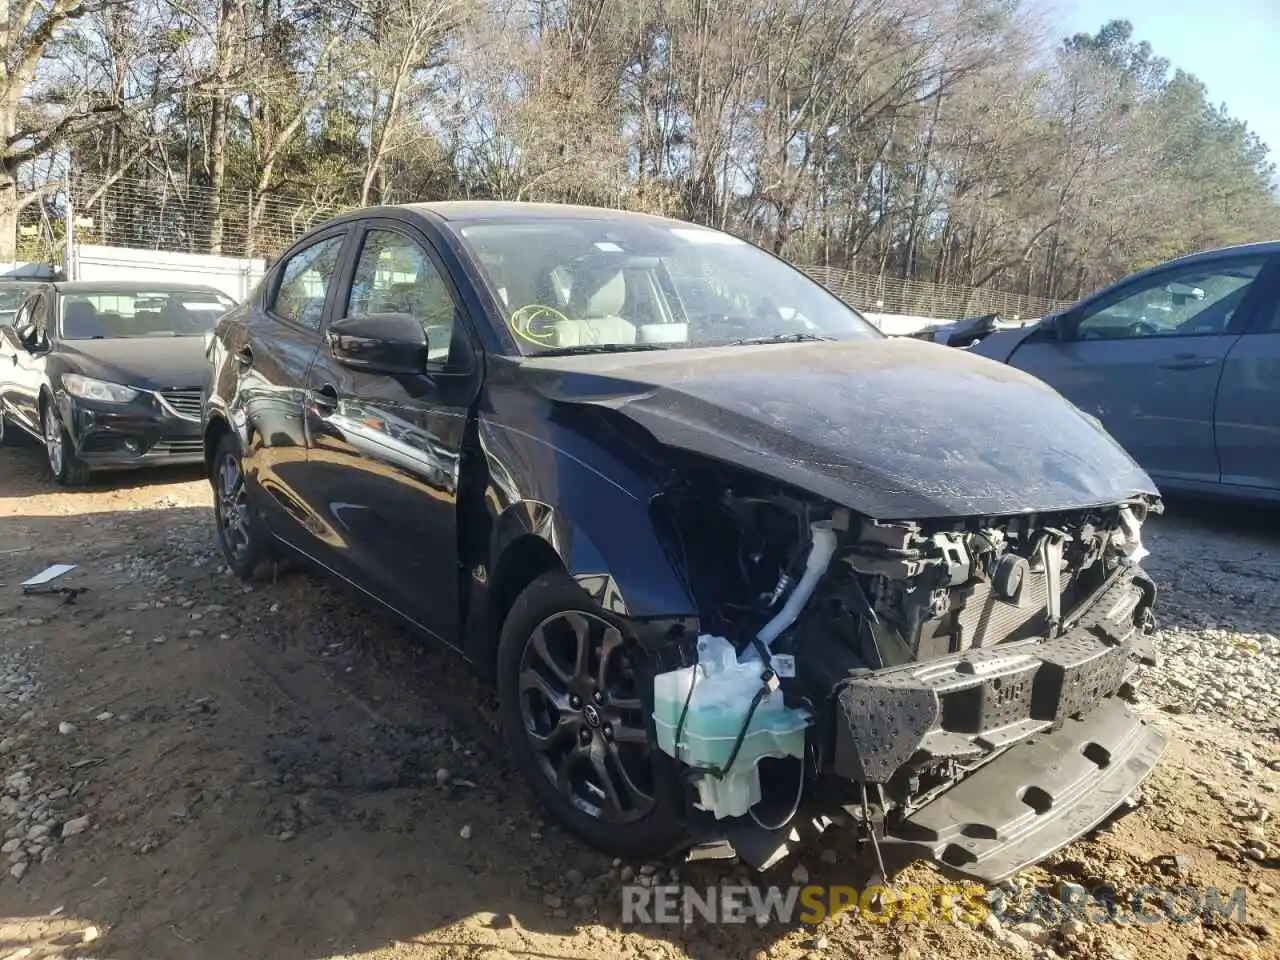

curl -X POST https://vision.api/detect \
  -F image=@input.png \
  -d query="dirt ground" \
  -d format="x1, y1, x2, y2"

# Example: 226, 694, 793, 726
0, 439, 1275, 960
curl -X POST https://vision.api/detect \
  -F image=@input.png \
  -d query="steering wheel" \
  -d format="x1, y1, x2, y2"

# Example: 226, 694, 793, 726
688, 313, 758, 340
1126, 320, 1160, 337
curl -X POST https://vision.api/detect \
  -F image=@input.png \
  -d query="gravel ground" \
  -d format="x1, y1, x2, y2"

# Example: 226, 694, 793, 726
1141, 513, 1280, 736
0, 443, 1274, 960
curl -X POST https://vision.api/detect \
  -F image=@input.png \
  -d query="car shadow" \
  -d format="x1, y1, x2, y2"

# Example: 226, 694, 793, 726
0, 503, 888, 960
0, 442, 205, 500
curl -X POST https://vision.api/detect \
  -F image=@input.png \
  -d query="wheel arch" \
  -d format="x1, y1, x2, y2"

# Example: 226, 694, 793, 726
485, 528, 565, 669
203, 411, 232, 479
469, 496, 697, 680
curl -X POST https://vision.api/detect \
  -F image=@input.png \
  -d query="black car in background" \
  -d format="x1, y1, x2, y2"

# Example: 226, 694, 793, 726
0, 280, 237, 485
0, 267, 62, 326
203, 201, 1166, 880
0, 283, 38, 327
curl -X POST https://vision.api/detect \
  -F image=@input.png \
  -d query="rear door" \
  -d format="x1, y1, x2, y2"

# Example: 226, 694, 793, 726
298, 219, 483, 649
237, 228, 352, 549
1006, 254, 1276, 485
1213, 264, 1280, 492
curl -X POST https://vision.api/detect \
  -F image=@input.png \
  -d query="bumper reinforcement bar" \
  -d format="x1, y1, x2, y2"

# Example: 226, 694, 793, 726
884, 696, 1167, 882
834, 572, 1154, 783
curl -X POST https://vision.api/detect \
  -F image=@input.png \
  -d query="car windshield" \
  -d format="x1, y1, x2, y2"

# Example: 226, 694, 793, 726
457, 218, 881, 355
59, 288, 237, 340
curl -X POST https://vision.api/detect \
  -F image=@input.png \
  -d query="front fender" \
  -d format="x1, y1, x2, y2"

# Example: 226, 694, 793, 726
480, 417, 697, 622
966, 324, 1044, 364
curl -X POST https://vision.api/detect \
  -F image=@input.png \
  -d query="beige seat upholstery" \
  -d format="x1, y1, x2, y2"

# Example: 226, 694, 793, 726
550, 271, 637, 346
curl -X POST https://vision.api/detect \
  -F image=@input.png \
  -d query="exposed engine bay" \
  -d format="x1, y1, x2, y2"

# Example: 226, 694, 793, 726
647, 461, 1165, 880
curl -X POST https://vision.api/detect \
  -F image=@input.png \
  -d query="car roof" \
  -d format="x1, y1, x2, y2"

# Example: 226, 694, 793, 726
53, 280, 229, 295
1162, 240, 1280, 266
0, 265, 59, 282
401, 200, 694, 228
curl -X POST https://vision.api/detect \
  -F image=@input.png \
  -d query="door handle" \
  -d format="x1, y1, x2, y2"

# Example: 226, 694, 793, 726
234, 345, 254, 366
1156, 354, 1218, 370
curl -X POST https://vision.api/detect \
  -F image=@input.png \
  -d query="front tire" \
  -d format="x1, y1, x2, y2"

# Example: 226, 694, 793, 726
42, 400, 90, 486
211, 432, 274, 580
497, 571, 687, 861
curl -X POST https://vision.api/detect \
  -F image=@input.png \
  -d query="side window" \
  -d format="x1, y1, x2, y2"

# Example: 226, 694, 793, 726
1076, 257, 1269, 340
1263, 279, 1280, 332
271, 235, 344, 331
347, 229, 456, 365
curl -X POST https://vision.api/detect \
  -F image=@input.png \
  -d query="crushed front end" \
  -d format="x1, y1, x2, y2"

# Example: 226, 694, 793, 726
648, 476, 1167, 882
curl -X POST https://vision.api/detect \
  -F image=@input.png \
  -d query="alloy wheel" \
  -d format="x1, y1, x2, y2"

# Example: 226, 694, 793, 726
43, 404, 63, 476
517, 610, 655, 823
216, 452, 251, 560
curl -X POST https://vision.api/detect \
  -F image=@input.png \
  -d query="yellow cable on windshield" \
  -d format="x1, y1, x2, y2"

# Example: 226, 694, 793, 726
509, 303, 572, 348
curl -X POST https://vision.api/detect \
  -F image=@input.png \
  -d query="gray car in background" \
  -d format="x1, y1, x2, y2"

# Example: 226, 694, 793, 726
968, 241, 1280, 503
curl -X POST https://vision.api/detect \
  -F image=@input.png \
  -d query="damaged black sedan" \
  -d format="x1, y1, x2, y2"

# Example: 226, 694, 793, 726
202, 202, 1167, 883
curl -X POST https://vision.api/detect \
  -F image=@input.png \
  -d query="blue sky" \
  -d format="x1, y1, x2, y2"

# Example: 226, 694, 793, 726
1051, 0, 1280, 159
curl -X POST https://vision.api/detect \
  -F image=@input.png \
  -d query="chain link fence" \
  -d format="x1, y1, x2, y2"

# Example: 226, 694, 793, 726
57, 174, 1072, 320
68, 174, 347, 260
801, 264, 1071, 321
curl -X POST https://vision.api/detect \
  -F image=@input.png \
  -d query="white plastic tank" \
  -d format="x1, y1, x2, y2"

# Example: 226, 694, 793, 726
652, 635, 810, 819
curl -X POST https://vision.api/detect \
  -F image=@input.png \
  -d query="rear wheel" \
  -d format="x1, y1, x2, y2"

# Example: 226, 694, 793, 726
497, 571, 687, 860
42, 400, 90, 486
212, 432, 274, 580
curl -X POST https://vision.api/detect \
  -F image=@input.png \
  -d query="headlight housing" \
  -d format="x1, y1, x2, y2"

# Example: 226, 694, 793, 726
62, 374, 139, 404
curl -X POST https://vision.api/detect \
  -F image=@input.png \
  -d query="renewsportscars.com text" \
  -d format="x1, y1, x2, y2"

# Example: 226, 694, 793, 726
621, 882, 1250, 927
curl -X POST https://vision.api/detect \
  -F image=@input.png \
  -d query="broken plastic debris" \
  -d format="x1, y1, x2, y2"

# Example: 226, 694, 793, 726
21, 564, 76, 587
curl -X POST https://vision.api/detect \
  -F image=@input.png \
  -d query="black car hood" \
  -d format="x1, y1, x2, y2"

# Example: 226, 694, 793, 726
518, 338, 1158, 520
57, 337, 208, 390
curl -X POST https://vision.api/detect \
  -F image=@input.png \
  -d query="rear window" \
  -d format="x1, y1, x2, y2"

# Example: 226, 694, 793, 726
60, 288, 237, 340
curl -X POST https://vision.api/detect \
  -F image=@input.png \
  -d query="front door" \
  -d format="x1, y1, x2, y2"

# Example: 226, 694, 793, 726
1007, 254, 1276, 485
1213, 271, 1280, 491
300, 221, 482, 649
4, 292, 51, 432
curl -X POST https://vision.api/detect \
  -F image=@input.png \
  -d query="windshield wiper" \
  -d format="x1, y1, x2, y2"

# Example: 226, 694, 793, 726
727, 332, 835, 346
533, 343, 676, 357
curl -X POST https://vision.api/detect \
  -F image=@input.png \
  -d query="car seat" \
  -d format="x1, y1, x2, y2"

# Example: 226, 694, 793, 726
552, 271, 637, 346
62, 301, 104, 339
132, 309, 166, 334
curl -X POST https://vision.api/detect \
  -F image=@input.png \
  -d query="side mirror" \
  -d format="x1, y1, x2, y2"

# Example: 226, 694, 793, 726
327, 312, 427, 375
14, 323, 40, 350
1029, 312, 1067, 342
